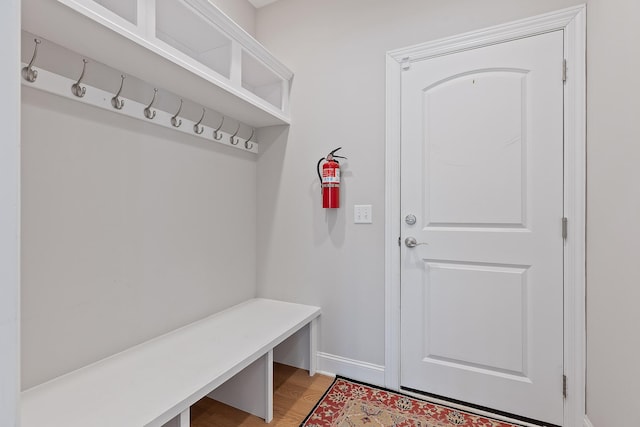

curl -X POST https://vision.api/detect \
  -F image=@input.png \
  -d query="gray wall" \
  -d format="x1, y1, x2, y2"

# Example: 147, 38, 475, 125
21, 88, 257, 389
19, 0, 260, 391
0, 0, 20, 425
15, 1, 640, 425
256, 0, 640, 425
255, 0, 582, 373
585, 0, 640, 426
19, 0, 259, 395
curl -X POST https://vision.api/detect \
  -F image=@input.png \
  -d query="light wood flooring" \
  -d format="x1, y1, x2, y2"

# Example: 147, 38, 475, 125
191, 363, 334, 427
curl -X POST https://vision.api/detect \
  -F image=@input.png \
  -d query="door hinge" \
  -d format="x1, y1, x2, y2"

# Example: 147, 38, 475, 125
398, 236, 401, 246
401, 56, 411, 71
563, 375, 568, 398
562, 217, 568, 240
562, 59, 567, 83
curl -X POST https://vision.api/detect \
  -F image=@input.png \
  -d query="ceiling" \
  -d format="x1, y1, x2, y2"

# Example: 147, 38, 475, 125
247, 0, 280, 8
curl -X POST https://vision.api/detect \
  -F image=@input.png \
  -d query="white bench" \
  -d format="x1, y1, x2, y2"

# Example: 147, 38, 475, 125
21, 298, 321, 427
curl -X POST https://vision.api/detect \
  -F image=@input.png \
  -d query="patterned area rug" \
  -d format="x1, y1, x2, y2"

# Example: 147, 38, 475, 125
301, 376, 523, 427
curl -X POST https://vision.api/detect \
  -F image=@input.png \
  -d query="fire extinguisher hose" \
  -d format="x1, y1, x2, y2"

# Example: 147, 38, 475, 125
317, 157, 325, 185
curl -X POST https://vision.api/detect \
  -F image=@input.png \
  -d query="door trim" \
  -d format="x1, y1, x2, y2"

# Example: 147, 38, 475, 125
384, 5, 586, 427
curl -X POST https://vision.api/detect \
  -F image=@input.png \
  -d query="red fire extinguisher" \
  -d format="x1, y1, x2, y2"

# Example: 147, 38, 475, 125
317, 147, 346, 209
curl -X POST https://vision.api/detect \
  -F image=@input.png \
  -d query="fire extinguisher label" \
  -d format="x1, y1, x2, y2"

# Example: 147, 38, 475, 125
322, 168, 340, 184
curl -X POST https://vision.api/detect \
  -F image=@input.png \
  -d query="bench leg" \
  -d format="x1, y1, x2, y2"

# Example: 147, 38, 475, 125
309, 318, 318, 377
179, 408, 189, 427
265, 349, 274, 423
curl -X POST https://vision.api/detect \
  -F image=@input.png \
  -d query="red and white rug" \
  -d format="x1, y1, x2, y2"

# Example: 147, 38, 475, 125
301, 377, 523, 427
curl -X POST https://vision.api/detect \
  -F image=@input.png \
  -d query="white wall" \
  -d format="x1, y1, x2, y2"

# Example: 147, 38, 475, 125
255, 0, 583, 377
209, 0, 256, 36
256, 0, 640, 425
0, 1, 20, 425
13, 1, 640, 424
585, 0, 640, 426
21, 88, 257, 389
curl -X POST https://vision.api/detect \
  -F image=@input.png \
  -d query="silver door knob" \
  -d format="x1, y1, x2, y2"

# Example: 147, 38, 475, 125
405, 214, 417, 225
405, 237, 428, 248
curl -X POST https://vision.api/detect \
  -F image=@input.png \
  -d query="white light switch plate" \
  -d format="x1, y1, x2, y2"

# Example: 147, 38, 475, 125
354, 205, 372, 224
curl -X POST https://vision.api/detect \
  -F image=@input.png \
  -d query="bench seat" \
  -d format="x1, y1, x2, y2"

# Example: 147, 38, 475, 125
21, 298, 321, 427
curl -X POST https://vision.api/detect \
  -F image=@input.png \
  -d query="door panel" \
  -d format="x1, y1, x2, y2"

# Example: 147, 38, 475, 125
424, 261, 527, 374
400, 31, 564, 425
425, 70, 527, 227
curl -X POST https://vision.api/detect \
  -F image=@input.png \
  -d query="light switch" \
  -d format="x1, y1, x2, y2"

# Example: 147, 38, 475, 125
354, 205, 372, 224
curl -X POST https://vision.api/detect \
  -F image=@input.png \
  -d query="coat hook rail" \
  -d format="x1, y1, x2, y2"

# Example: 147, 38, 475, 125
111, 75, 126, 110
213, 116, 225, 140
71, 59, 88, 98
230, 123, 241, 145
144, 88, 158, 120
171, 99, 183, 128
194, 108, 205, 134
22, 38, 41, 82
20, 61, 258, 153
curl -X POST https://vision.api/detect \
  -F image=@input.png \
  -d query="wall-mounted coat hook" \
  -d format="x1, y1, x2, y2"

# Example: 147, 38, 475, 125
244, 128, 255, 150
144, 88, 158, 120
193, 108, 206, 135
22, 38, 41, 83
71, 59, 88, 98
111, 75, 126, 110
171, 99, 183, 128
230, 123, 241, 145
213, 116, 225, 140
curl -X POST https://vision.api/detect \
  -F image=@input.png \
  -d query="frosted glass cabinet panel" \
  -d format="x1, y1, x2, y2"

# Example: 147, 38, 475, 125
242, 50, 283, 110
155, 0, 232, 79
93, 0, 137, 24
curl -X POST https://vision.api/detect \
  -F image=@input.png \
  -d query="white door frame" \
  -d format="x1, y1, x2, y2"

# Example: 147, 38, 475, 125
384, 5, 586, 427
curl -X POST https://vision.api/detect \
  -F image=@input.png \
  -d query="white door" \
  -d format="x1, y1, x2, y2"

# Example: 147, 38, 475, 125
400, 31, 565, 425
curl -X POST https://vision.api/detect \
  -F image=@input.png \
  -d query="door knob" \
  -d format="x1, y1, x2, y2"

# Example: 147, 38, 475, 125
405, 214, 417, 225
405, 237, 428, 248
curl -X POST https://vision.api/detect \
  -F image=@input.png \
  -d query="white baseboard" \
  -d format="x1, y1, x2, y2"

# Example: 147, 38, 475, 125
584, 416, 594, 427
316, 352, 385, 387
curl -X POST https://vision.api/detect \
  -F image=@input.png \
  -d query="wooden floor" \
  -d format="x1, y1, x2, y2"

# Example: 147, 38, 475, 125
191, 363, 334, 427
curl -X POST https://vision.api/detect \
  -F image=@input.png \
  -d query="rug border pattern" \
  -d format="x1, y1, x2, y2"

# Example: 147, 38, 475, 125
300, 375, 529, 427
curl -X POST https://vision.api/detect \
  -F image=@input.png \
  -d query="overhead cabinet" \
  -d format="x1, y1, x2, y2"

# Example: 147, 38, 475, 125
22, 0, 293, 130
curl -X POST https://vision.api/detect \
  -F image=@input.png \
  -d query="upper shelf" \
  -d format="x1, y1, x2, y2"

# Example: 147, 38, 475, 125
22, 0, 293, 128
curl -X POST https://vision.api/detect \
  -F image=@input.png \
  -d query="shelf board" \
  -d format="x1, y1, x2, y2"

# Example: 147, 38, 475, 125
22, 0, 292, 128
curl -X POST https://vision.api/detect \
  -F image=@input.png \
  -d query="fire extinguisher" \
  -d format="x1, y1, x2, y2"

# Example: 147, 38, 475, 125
317, 147, 346, 209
